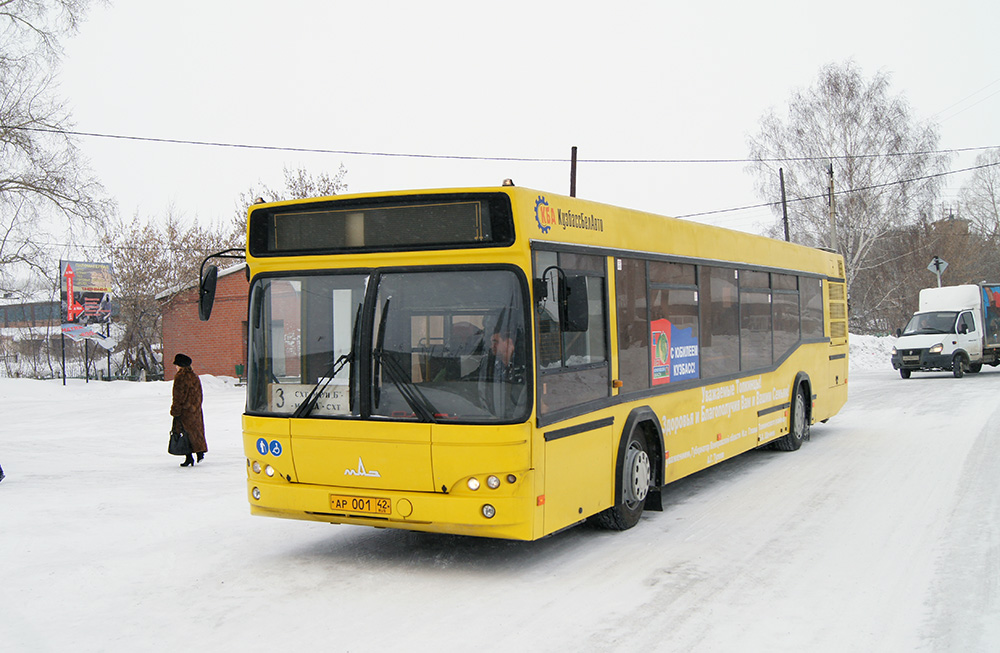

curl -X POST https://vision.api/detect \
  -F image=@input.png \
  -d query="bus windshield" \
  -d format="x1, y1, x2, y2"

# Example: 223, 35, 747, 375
247, 268, 530, 423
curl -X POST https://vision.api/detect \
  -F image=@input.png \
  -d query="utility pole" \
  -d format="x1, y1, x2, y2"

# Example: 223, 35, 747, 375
570, 146, 578, 197
779, 168, 790, 242
827, 163, 839, 251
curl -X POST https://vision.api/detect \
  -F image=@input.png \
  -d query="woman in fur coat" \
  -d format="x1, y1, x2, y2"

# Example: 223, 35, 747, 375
170, 353, 207, 467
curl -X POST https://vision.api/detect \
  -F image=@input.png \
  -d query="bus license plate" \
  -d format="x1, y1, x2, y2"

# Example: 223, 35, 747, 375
330, 494, 392, 516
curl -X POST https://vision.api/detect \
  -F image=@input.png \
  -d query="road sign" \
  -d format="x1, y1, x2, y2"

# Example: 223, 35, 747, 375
927, 257, 948, 273
928, 257, 948, 287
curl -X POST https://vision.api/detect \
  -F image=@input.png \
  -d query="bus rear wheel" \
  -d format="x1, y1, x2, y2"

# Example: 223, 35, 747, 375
593, 429, 650, 531
774, 383, 809, 451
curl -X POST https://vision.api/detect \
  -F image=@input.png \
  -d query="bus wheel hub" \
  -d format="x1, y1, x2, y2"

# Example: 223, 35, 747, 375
625, 448, 650, 503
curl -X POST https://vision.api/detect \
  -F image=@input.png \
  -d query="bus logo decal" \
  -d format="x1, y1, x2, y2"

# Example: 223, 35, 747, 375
345, 457, 381, 478
535, 195, 555, 233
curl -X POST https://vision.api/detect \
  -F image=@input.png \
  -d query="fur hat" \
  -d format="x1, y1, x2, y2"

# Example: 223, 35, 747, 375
173, 353, 192, 367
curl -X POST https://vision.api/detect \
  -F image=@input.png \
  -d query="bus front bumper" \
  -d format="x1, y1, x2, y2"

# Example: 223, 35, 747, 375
246, 475, 537, 540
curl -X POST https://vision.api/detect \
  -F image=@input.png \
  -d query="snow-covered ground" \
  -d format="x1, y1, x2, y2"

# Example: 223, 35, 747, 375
2, 335, 997, 652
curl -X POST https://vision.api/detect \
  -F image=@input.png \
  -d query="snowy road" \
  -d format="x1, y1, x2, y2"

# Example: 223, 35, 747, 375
1, 364, 998, 652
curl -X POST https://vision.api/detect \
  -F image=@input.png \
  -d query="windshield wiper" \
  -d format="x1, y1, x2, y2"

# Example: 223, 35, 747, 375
292, 303, 361, 419
372, 350, 437, 422
372, 297, 437, 423
291, 353, 352, 419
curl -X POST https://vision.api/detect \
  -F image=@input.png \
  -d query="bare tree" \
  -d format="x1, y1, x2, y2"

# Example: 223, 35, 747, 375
0, 0, 111, 294
959, 148, 1000, 239
101, 208, 235, 377
747, 61, 950, 329
230, 164, 348, 241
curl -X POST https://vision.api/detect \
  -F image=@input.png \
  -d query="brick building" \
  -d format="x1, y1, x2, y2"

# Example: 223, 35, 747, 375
158, 264, 249, 381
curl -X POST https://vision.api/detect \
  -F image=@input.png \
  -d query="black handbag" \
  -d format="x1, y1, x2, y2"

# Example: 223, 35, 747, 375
168, 418, 193, 456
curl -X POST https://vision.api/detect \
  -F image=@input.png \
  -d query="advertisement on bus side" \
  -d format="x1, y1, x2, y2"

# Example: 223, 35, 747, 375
651, 318, 699, 385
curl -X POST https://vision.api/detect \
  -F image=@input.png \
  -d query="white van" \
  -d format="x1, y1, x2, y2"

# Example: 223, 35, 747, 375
891, 283, 1000, 378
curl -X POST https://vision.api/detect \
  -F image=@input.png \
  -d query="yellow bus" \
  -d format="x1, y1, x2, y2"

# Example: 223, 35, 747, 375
203, 184, 848, 540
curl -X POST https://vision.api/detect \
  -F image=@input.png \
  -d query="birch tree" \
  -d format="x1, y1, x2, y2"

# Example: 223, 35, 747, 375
747, 61, 949, 328
959, 148, 1000, 239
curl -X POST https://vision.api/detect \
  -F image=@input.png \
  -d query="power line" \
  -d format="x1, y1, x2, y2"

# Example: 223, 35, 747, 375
26, 158, 1000, 242
675, 160, 1000, 219
931, 77, 1000, 122
7, 125, 999, 165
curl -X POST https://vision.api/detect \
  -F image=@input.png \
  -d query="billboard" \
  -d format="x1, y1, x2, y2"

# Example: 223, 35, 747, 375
60, 260, 113, 325
60, 261, 115, 348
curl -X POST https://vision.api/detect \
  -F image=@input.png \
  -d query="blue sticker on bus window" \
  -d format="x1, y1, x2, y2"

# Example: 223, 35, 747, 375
269, 440, 283, 457
651, 319, 700, 385
669, 325, 699, 381
256, 438, 269, 455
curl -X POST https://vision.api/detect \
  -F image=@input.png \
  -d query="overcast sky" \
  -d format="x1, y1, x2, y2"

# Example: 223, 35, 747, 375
57, 0, 1000, 238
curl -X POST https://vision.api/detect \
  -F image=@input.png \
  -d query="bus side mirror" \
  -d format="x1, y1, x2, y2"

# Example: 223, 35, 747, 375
560, 276, 589, 332
199, 265, 219, 321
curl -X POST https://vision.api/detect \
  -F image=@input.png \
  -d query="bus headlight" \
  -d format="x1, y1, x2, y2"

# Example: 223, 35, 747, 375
486, 475, 501, 489
252, 461, 262, 474
929, 343, 944, 354
265, 465, 275, 477
482, 504, 496, 519
467, 477, 480, 491
252, 487, 261, 500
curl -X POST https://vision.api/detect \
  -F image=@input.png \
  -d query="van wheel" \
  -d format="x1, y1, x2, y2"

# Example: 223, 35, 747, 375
969, 362, 982, 374
593, 429, 650, 531
774, 384, 808, 451
953, 354, 966, 378
900, 368, 911, 379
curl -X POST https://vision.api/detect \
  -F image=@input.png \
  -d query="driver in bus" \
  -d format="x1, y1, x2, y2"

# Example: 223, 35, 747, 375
485, 323, 527, 417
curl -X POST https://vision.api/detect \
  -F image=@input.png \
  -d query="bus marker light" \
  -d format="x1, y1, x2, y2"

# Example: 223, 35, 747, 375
252, 487, 261, 500
506, 474, 517, 484
467, 478, 480, 491
487, 475, 501, 489
537, 495, 545, 506
482, 504, 496, 519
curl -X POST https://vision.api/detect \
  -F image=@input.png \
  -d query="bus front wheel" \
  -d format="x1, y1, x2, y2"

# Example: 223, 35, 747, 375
593, 429, 651, 531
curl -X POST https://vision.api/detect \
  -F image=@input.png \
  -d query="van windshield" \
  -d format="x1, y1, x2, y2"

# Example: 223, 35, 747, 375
902, 311, 957, 335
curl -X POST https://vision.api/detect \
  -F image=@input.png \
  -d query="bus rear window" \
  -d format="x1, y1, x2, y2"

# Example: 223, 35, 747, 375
248, 193, 514, 256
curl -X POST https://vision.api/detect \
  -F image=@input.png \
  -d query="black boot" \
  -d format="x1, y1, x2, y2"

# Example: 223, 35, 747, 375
180, 454, 194, 467
196, 452, 204, 463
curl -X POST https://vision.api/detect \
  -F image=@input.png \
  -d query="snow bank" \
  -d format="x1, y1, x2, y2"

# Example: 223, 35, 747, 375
849, 333, 893, 372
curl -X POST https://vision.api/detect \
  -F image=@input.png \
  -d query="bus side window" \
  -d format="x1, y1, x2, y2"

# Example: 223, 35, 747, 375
534, 250, 610, 415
